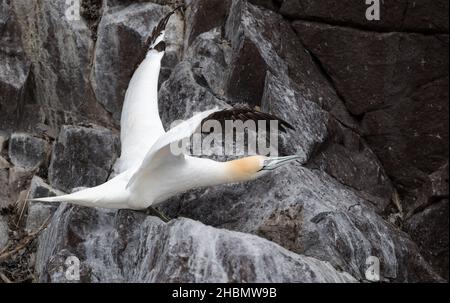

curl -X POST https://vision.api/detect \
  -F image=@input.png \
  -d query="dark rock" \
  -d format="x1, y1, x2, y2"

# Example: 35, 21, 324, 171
405, 199, 449, 281
11, 0, 114, 131
408, 163, 449, 216
280, 0, 449, 33
0, 1, 34, 131
261, 66, 393, 212
8, 133, 50, 170
36, 204, 356, 282
261, 72, 327, 159
48, 125, 120, 192
248, 0, 282, 11
184, 29, 232, 99
160, 165, 440, 282
159, 61, 229, 129
184, 0, 231, 47
26, 176, 64, 232
224, 0, 352, 128
404, 163, 449, 280
107, 0, 184, 7
156, 2, 408, 280
308, 118, 395, 211
92, 3, 184, 122
293, 21, 449, 202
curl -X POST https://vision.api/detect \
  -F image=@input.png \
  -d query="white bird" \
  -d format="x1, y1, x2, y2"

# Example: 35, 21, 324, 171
30, 7, 302, 216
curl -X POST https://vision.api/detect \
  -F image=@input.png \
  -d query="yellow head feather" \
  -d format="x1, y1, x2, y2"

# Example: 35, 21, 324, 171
226, 156, 265, 181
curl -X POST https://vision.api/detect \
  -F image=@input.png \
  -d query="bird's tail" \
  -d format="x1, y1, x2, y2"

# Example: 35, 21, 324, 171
28, 195, 70, 203
28, 187, 98, 207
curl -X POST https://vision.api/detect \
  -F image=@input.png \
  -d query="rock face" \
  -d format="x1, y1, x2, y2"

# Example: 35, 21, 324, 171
280, 0, 449, 33
26, 176, 64, 232
36, 204, 356, 283
48, 125, 120, 192
8, 133, 50, 170
10, 0, 113, 131
404, 163, 449, 280
0, 0, 448, 283
160, 165, 441, 282
0, 0, 33, 131
293, 22, 449, 202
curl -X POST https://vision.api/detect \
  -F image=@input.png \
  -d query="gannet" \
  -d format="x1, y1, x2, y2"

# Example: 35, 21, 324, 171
30, 7, 302, 214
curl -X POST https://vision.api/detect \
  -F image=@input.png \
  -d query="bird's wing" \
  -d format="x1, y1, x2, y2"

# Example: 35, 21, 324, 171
126, 107, 294, 190
143, 5, 183, 51
116, 6, 183, 174
201, 107, 295, 133
126, 108, 220, 190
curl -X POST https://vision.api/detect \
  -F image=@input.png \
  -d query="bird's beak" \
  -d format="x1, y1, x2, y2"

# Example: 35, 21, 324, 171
261, 155, 303, 171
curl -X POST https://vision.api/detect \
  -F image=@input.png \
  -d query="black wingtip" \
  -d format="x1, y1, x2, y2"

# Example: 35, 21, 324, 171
201, 107, 296, 134
145, 5, 185, 51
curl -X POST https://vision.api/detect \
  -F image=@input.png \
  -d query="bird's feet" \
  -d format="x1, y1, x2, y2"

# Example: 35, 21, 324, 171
141, 206, 171, 223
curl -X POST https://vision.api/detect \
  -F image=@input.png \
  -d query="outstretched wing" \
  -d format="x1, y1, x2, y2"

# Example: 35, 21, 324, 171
116, 7, 182, 174
126, 107, 294, 190
126, 108, 220, 189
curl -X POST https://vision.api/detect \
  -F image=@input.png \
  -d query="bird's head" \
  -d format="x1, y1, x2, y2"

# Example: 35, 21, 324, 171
226, 155, 303, 182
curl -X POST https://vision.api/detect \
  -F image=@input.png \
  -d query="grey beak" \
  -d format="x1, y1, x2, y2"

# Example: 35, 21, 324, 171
262, 155, 303, 171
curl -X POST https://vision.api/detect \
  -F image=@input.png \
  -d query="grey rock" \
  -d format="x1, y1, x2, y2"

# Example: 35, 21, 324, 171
0, 155, 9, 170
159, 61, 229, 129
48, 125, 120, 192
280, 0, 449, 33
261, 72, 328, 159
0, 0, 33, 131
160, 166, 441, 282
8, 133, 50, 170
155, 2, 415, 281
261, 73, 394, 211
11, 0, 113, 131
0, 214, 9, 250
36, 204, 356, 283
0, 131, 9, 153
184, 0, 231, 47
225, 0, 344, 115
0, 162, 12, 208
92, 3, 184, 122
184, 28, 232, 99
8, 166, 34, 203
26, 176, 65, 232
293, 21, 449, 203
